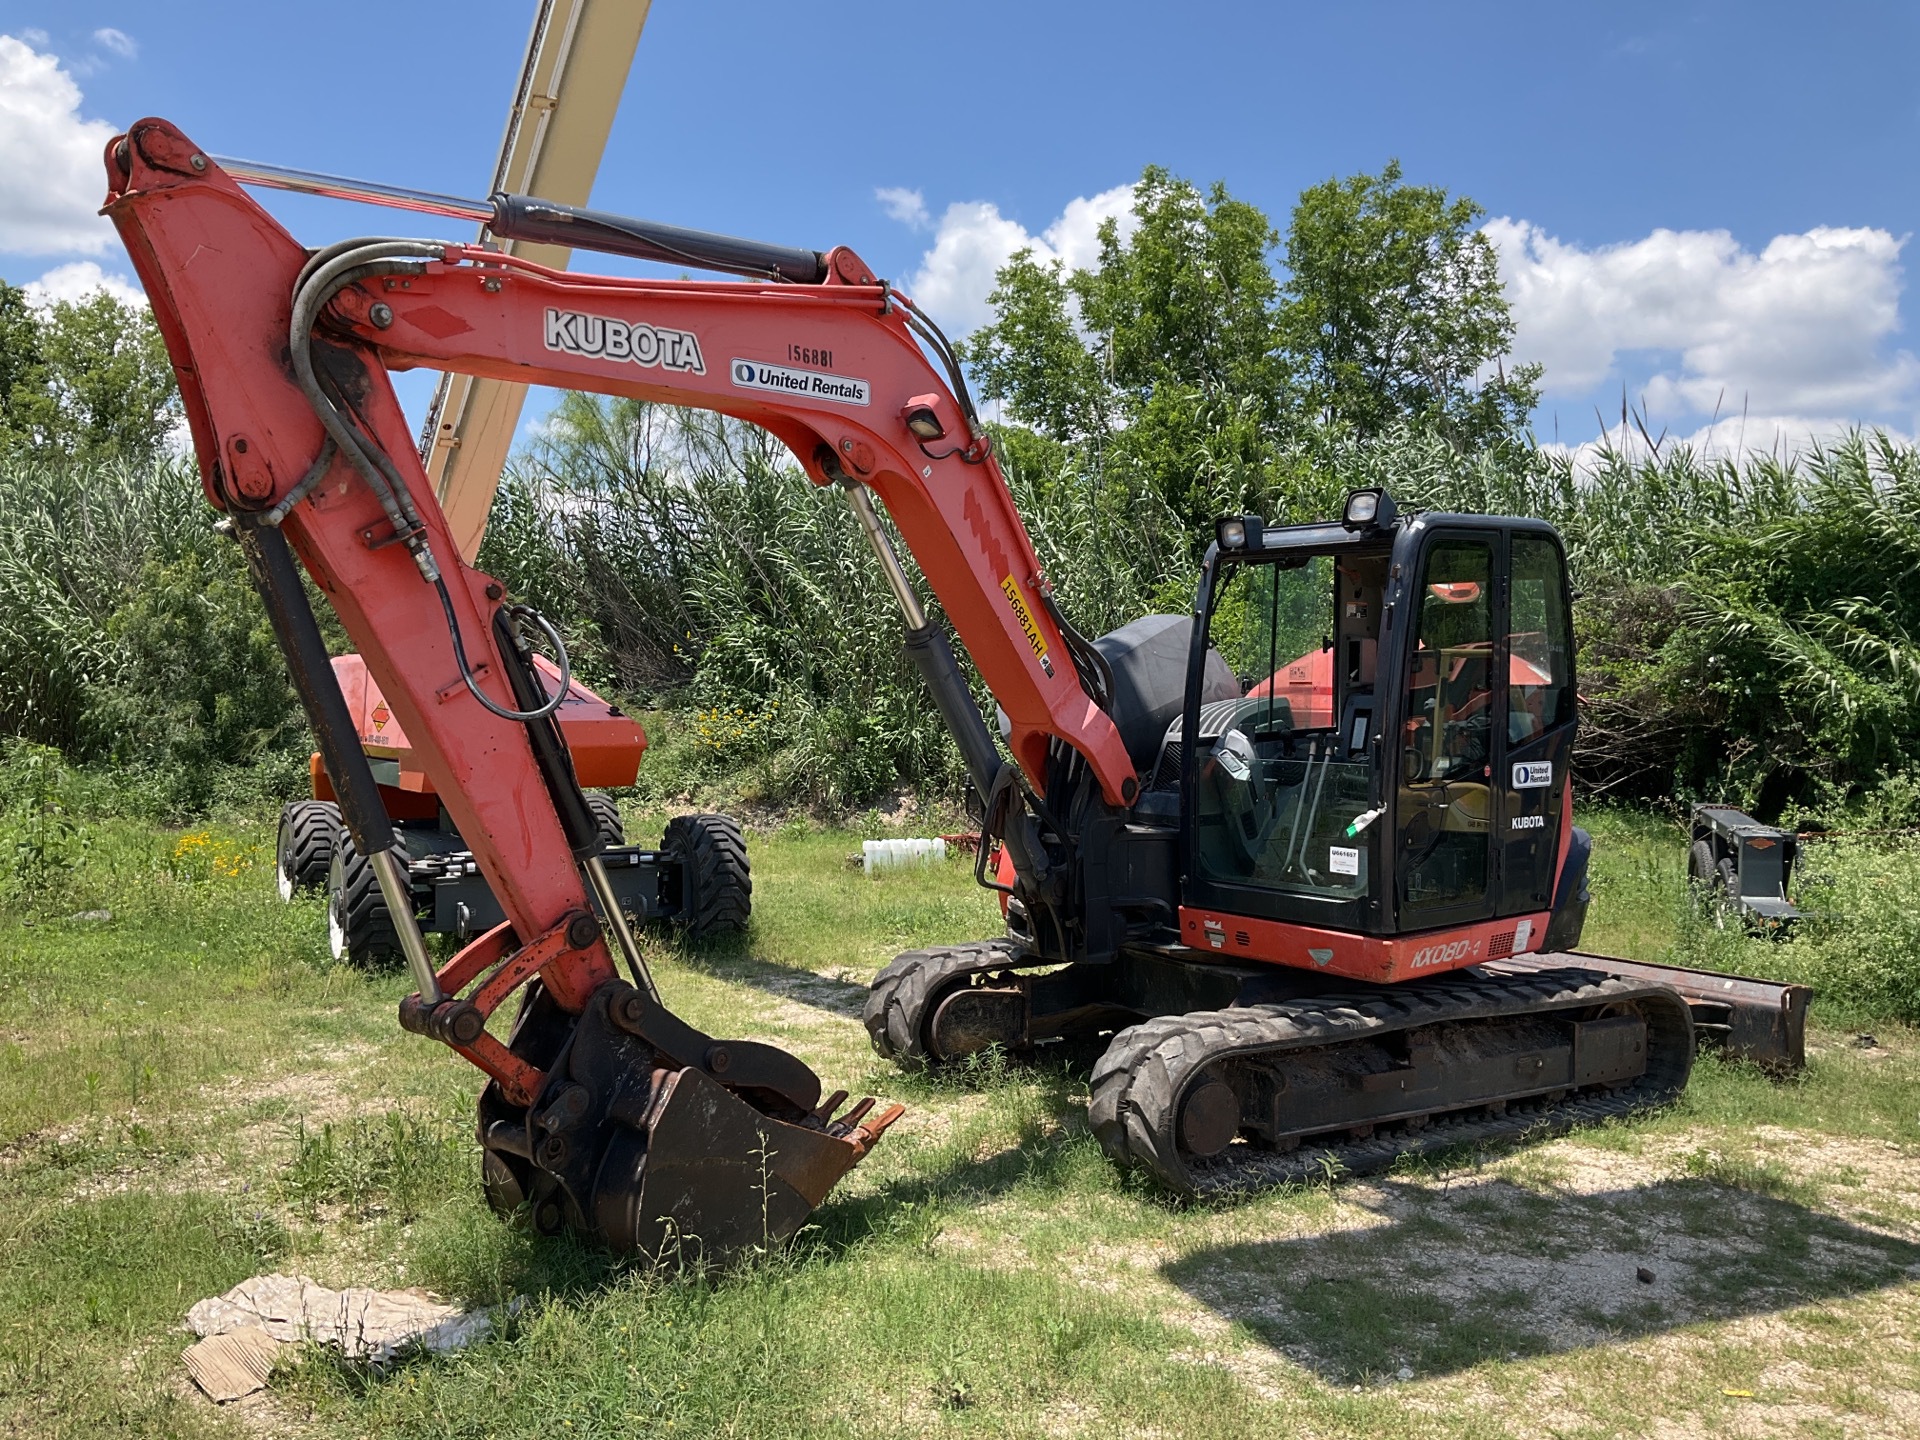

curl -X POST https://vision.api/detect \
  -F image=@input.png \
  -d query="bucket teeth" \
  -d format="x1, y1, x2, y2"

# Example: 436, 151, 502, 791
482, 982, 902, 1266
829, 1096, 876, 1131
811, 1089, 849, 1123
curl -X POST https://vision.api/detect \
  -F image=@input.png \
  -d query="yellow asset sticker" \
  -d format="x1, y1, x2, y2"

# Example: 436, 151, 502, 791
1001, 575, 1056, 677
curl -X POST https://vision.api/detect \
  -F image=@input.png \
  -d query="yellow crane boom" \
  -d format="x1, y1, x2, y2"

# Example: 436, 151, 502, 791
419, 0, 652, 561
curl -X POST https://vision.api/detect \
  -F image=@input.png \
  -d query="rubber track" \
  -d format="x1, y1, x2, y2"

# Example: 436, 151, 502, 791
863, 939, 1024, 1068
665, 813, 752, 937
1088, 966, 1694, 1197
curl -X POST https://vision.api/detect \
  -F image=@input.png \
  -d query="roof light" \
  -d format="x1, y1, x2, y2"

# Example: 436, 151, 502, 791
1216, 514, 1265, 551
1342, 488, 1398, 530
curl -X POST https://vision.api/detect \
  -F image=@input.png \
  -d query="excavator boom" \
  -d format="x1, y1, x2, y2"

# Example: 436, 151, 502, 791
103, 119, 1130, 1257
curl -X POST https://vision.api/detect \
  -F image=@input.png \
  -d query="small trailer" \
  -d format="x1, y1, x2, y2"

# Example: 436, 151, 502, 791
1689, 803, 1801, 931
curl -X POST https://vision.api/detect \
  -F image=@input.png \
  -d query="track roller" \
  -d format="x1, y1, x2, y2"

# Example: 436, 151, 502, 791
1089, 966, 1695, 1197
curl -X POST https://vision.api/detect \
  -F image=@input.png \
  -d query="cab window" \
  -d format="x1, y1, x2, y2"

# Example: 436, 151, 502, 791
1508, 535, 1573, 743
1190, 553, 1374, 902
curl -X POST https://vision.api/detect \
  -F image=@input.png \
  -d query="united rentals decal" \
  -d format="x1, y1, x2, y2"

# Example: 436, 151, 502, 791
544, 309, 705, 374
729, 358, 870, 406
1000, 576, 1055, 677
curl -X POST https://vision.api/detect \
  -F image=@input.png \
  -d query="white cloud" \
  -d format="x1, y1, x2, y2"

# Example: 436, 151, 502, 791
1488, 218, 1919, 423
1542, 410, 1913, 477
875, 186, 929, 229
0, 35, 117, 255
24, 260, 146, 309
92, 27, 137, 59
903, 183, 1138, 333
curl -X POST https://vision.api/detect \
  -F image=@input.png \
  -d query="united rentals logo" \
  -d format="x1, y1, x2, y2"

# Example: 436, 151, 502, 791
1511, 760, 1553, 789
544, 308, 705, 374
729, 358, 870, 406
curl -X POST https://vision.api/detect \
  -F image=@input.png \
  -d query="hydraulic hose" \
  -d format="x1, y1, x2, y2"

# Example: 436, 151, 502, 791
287, 237, 573, 726
436, 579, 572, 724
287, 240, 446, 576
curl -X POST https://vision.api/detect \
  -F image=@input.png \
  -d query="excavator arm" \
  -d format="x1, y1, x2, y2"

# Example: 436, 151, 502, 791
103, 119, 1132, 1258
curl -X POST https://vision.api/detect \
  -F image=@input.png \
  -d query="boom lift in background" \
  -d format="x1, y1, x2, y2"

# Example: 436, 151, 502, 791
425, 0, 655, 559
104, 122, 1807, 1257
270, 1, 701, 968
275, 653, 750, 968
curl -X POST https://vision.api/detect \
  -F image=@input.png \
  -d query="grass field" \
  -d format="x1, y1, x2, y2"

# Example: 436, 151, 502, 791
1, 804, 1917, 1438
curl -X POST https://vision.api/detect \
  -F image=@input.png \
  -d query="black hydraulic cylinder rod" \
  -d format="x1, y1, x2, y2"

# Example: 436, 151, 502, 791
490, 194, 828, 284
234, 523, 396, 857
215, 156, 831, 284
903, 622, 1005, 802
491, 609, 602, 861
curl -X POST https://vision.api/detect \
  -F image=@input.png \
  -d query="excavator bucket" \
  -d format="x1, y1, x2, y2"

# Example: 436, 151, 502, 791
478, 981, 900, 1264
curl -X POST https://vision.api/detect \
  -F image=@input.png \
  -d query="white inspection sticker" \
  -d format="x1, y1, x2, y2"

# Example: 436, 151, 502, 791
1328, 845, 1361, 876
730, 358, 870, 406
1512, 760, 1554, 789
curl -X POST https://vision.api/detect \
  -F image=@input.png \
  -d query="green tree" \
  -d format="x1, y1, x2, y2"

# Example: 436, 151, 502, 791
1276, 160, 1539, 453
0, 282, 41, 434
965, 167, 1287, 539
0, 284, 179, 466
1073, 166, 1286, 436
963, 252, 1106, 444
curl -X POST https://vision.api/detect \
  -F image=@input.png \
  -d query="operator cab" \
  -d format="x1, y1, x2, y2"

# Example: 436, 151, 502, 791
1168, 490, 1576, 943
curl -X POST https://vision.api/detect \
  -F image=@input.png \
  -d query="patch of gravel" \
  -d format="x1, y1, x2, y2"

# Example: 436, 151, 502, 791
1039, 1123, 1920, 1432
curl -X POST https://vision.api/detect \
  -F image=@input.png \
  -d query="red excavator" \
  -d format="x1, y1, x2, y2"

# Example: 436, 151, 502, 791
104, 120, 1805, 1256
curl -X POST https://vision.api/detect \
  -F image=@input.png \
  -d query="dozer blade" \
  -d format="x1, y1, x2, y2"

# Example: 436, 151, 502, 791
1491, 951, 1811, 1075
479, 980, 900, 1265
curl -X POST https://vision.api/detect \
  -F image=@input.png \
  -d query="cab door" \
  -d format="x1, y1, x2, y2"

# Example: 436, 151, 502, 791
1493, 527, 1576, 916
1392, 530, 1500, 930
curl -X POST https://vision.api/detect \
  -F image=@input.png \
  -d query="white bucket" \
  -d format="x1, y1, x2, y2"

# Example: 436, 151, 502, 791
862, 837, 948, 875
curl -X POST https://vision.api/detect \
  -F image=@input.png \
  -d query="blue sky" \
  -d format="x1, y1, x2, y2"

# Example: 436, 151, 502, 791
3, 0, 1915, 459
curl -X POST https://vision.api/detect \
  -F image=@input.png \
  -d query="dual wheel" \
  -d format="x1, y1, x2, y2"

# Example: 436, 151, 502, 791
274, 799, 747, 966
274, 798, 431, 966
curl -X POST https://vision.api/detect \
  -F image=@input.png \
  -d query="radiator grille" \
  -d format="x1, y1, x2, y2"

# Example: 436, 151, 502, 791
1150, 742, 1183, 793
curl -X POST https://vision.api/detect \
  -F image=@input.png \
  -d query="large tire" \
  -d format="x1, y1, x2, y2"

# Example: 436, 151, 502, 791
585, 792, 625, 849
275, 800, 340, 901
1688, 839, 1716, 888
327, 835, 402, 968
663, 813, 751, 939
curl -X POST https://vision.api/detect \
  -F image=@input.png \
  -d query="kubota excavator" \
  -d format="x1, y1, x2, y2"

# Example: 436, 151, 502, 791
103, 120, 1807, 1255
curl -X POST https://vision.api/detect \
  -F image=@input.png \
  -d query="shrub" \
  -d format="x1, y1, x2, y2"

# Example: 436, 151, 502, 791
0, 454, 304, 815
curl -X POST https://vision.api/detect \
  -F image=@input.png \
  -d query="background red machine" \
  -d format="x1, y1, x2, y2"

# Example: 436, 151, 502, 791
275, 657, 748, 969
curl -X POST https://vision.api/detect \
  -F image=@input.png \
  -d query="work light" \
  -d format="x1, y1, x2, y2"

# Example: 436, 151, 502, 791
1215, 515, 1264, 551
1342, 488, 1397, 530
902, 398, 945, 441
